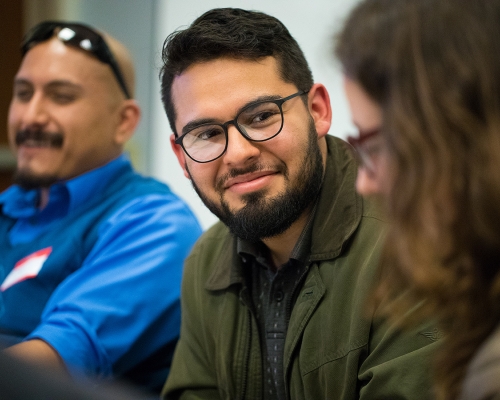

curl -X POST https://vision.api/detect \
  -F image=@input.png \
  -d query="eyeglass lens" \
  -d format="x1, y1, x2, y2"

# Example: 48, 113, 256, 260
182, 100, 285, 163
348, 129, 385, 174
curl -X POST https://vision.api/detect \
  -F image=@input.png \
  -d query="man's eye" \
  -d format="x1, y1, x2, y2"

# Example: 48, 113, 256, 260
14, 89, 33, 102
252, 111, 276, 123
191, 127, 223, 141
240, 104, 281, 127
52, 93, 76, 104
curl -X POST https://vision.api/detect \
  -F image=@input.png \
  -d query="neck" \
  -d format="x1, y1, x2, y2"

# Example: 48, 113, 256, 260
261, 206, 312, 271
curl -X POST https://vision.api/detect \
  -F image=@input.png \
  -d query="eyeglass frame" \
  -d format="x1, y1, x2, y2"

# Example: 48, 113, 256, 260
346, 128, 382, 174
175, 90, 309, 163
21, 21, 131, 99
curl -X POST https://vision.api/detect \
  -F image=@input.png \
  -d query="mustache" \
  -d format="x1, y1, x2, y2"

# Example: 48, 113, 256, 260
215, 162, 286, 192
15, 129, 64, 148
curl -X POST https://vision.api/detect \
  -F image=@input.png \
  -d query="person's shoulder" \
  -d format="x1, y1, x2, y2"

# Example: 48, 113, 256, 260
325, 136, 385, 223
124, 173, 173, 195
360, 196, 386, 223
191, 220, 231, 251
185, 221, 233, 267
103, 173, 201, 230
116, 173, 191, 209
181, 220, 235, 287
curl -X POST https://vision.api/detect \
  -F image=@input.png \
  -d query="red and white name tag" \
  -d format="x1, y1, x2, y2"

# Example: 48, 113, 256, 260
1, 247, 53, 291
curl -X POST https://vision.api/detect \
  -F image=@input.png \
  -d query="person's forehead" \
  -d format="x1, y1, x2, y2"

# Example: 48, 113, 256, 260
17, 38, 110, 85
171, 56, 295, 121
343, 76, 382, 127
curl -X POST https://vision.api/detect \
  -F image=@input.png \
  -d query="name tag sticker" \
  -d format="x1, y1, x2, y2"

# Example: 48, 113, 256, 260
1, 247, 53, 291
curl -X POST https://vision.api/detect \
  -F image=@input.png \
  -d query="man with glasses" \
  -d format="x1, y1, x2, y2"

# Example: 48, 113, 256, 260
160, 8, 438, 400
0, 21, 202, 393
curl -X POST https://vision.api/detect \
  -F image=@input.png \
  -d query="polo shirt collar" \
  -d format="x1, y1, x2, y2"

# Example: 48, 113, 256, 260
0, 155, 131, 219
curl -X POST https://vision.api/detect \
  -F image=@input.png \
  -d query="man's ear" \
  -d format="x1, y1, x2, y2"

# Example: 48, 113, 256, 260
114, 100, 141, 145
307, 83, 332, 138
170, 133, 191, 179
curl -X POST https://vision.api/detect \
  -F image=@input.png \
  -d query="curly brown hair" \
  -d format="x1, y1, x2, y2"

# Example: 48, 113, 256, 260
336, 0, 500, 398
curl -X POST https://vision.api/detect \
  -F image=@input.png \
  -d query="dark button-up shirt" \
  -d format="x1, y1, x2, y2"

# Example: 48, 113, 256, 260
238, 207, 316, 400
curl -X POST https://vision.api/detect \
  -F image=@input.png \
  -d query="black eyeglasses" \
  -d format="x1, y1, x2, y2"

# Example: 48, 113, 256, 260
347, 128, 384, 174
21, 21, 131, 99
175, 90, 309, 163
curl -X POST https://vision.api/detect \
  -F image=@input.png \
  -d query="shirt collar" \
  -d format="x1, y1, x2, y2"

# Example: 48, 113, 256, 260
0, 155, 131, 219
65, 155, 131, 212
205, 135, 371, 291
237, 201, 317, 269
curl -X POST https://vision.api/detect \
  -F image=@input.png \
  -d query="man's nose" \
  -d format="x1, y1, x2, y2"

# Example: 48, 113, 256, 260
222, 124, 261, 165
20, 94, 49, 129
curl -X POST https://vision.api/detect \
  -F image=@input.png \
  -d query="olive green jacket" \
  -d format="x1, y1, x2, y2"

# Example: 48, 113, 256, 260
163, 135, 439, 400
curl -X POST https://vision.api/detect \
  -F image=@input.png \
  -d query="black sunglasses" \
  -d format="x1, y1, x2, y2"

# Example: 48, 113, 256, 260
21, 21, 131, 99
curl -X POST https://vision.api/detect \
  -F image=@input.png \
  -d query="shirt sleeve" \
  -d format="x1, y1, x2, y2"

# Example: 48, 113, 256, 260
162, 241, 223, 400
26, 192, 202, 378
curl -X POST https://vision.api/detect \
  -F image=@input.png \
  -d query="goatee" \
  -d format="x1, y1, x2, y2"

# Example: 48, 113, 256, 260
13, 170, 59, 190
13, 128, 64, 189
188, 119, 324, 242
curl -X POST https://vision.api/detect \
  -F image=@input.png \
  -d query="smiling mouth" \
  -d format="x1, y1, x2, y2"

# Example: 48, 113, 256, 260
224, 171, 277, 189
215, 161, 287, 194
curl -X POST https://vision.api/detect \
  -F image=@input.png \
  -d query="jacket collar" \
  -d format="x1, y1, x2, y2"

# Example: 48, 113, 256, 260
205, 135, 363, 291
309, 135, 362, 261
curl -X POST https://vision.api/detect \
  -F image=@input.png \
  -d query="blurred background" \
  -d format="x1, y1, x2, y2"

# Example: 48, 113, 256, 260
0, 0, 361, 230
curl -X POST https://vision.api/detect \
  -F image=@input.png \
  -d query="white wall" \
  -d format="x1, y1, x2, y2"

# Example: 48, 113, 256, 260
151, 0, 361, 230
27, 0, 361, 230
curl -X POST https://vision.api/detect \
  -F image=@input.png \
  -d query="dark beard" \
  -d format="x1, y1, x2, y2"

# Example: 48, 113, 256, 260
188, 119, 324, 241
12, 128, 64, 189
13, 170, 59, 190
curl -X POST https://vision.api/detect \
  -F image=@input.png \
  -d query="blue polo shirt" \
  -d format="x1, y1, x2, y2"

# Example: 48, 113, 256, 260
0, 155, 202, 392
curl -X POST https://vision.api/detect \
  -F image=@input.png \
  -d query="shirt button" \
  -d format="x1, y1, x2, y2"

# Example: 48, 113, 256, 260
274, 291, 284, 302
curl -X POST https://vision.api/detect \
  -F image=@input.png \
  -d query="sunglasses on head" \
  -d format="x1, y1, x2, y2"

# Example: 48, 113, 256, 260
21, 21, 131, 99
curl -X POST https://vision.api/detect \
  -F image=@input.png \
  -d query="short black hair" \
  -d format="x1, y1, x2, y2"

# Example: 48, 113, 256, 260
159, 8, 313, 135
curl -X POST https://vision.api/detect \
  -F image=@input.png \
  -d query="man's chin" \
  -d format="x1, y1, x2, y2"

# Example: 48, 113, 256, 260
13, 170, 59, 190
